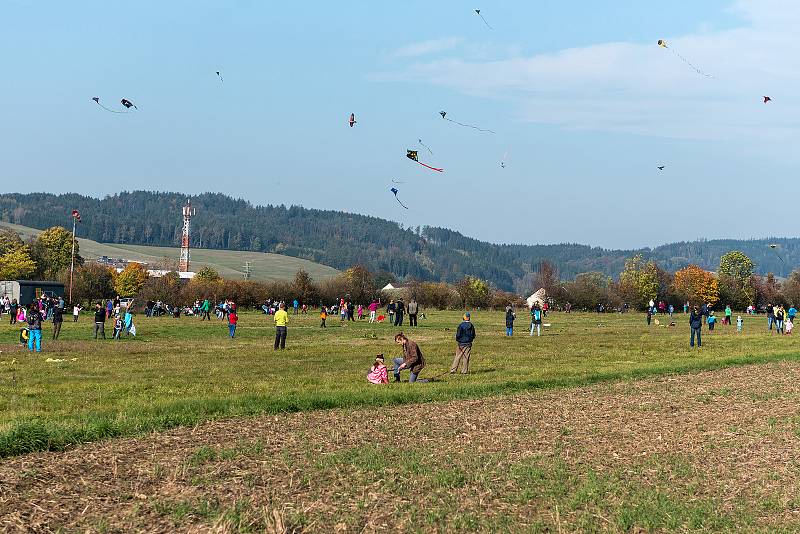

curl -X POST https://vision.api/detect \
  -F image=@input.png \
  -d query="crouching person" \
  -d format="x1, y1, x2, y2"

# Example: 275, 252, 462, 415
392, 332, 427, 383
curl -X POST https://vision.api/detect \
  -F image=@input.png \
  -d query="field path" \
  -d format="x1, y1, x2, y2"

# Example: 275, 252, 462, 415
4, 361, 800, 532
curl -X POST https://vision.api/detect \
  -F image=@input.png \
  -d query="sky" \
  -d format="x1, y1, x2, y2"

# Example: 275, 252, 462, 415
2, 0, 798, 250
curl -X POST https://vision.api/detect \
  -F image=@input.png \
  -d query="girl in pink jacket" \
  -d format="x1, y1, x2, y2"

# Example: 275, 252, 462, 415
367, 354, 389, 384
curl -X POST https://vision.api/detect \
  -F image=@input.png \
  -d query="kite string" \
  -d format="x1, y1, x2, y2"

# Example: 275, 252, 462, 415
670, 48, 713, 78
94, 102, 129, 114
443, 117, 495, 134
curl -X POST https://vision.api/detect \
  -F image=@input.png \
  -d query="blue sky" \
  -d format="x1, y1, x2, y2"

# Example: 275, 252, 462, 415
2, 0, 798, 249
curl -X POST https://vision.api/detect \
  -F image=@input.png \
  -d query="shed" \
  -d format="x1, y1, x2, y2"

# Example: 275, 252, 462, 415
0, 280, 65, 306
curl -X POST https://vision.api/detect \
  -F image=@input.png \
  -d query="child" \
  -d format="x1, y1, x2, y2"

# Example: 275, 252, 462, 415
73, 304, 82, 322
786, 318, 794, 335
367, 354, 389, 384
707, 311, 716, 331
736, 315, 743, 333
320, 306, 327, 328
113, 316, 123, 340
228, 307, 238, 338
505, 306, 515, 336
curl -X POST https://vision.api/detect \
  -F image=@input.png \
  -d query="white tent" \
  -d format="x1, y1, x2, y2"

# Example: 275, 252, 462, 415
381, 283, 396, 291
526, 288, 546, 309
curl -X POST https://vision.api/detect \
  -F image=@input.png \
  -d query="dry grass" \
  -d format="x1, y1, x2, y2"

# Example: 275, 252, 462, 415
4, 361, 800, 532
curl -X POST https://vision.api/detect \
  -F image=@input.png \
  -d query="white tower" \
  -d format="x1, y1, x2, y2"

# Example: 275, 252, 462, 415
179, 200, 196, 272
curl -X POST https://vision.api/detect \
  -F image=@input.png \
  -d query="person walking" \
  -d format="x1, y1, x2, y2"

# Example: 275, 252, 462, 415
789, 305, 797, 325
368, 300, 379, 323
293, 299, 299, 315
52, 300, 64, 340
274, 302, 288, 350
690, 305, 702, 348
775, 305, 785, 334
394, 299, 405, 327
668, 304, 674, 319
505, 306, 515, 336
393, 332, 426, 383
93, 303, 106, 339
228, 305, 238, 338
407, 298, 419, 326
200, 298, 211, 321
451, 312, 476, 374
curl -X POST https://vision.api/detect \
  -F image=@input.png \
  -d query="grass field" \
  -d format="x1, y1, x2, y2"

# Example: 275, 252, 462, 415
0, 221, 340, 282
1, 309, 798, 460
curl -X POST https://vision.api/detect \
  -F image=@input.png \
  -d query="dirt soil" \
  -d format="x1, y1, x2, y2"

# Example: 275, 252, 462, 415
4, 361, 800, 533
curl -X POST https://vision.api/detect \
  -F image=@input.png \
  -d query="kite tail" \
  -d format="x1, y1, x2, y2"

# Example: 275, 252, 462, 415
416, 161, 443, 172
395, 197, 409, 209
671, 48, 713, 78
477, 13, 493, 29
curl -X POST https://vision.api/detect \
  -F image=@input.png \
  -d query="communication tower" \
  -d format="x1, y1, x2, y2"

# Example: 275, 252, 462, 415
179, 199, 196, 272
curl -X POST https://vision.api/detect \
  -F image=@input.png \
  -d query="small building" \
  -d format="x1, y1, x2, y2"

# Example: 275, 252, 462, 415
0, 280, 65, 306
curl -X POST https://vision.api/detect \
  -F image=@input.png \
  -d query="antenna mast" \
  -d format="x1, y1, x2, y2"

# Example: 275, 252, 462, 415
179, 199, 196, 272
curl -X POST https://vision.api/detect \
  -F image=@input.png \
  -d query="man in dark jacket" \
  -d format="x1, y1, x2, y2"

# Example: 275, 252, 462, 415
93, 303, 106, 339
690, 306, 703, 347
393, 332, 426, 383
26, 304, 43, 352
451, 312, 476, 374
394, 299, 405, 326
52, 301, 64, 340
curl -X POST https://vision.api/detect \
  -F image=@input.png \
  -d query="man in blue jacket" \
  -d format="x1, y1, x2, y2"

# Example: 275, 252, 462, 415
451, 312, 476, 374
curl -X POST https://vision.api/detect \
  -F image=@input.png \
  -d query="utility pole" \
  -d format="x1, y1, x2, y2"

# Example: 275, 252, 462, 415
243, 261, 252, 280
69, 209, 81, 303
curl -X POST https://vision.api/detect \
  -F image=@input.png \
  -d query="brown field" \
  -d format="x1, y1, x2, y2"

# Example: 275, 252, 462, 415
3, 360, 800, 532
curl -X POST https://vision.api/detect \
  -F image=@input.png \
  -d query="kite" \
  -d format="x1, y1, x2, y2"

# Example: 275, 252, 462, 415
440, 111, 495, 134
657, 166, 665, 171
71, 209, 81, 222
657, 39, 713, 78
390, 187, 409, 209
474, 9, 492, 29
769, 243, 785, 263
500, 147, 510, 168
216, 71, 224, 83
91, 97, 131, 114
763, 96, 772, 103
349, 113, 357, 127
406, 149, 443, 172
120, 98, 138, 110
418, 138, 433, 155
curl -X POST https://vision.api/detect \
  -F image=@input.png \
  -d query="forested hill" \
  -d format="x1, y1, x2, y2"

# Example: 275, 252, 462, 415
0, 191, 796, 290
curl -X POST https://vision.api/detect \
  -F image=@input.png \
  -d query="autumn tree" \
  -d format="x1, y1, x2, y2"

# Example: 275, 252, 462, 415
533, 260, 560, 299
291, 269, 316, 304
30, 226, 81, 278
672, 265, 719, 307
0, 246, 37, 280
717, 251, 755, 309
343, 265, 376, 304
564, 272, 612, 310
114, 263, 148, 297
71, 263, 115, 304
618, 254, 660, 309
195, 266, 221, 283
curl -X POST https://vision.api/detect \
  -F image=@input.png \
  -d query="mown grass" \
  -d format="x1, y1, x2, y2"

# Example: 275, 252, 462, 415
1, 309, 798, 457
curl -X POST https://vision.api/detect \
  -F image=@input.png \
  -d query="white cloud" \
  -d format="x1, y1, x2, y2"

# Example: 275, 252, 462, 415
391, 37, 462, 58
378, 0, 800, 141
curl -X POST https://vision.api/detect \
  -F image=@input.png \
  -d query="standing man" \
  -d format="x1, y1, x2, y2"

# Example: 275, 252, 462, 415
451, 312, 476, 374
394, 298, 405, 327
407, 298, 419, 327
274, 302, 289, 350
9, 299, 18, 325
93, 303, 106, 339
293, 298, 299, 315
766, 303, 775, 331
26, 303, 43, 352
201, 298, 211, 321
690, 305, 702, 348
52, 299, 64, 340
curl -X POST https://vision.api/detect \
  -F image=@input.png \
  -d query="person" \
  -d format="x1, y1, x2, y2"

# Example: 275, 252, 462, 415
684, 301, 689, 314
386, 300, 396, 324
113, 315, 123, 340
789, 305, 798, 325
368, 300, 379, 323
393, 332, 426, 383
565, 302, 572, 313
452, 312, 476, 374
124, 307, 135, 336
93, 303, 106, 339
357, 304, 364, 320
320, 306, 327, 328
26, 303, 43, 352
228, 305, 238, 338
394, 299, 405, 327
73, 303, 82, 322
737, 315, 743, 333
646, 306, 652, 326
340, 303, 347, 322
9, 299, 18, 325
274, 302, 288, 350
106, 298, 113, 319
52, 300, 64, 340
700, 302, 709, 324
775, 305, 785, 334
766, 303, 775, 331
505, 306, 515, 336
407, 298, 418, 326
786, 317, 794, 335
690, 306, 702, 348
668, 304, 674, 318
707, 311, 716, 331
530, 305, 542, 336
724, 304, 732, 326
293, 299, 299, 315
200, 298, 211, 321
367, 354, 389, 384
347, 301, 355, 322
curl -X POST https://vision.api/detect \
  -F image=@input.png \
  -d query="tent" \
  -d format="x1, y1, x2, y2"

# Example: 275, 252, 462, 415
526, 288, 546, 309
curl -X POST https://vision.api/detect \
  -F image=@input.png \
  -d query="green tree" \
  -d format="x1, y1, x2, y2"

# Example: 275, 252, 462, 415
30, 226, 81, 278
71, 263, 115, 304
618, 254, 660, 309
0, 246, 37, 280
195, 266, 221, 283
114, 263, 148, 297
343, 265, 375, 303
291, 269, 316, 303
718, 251, 755, 309
0, 228, 24, 255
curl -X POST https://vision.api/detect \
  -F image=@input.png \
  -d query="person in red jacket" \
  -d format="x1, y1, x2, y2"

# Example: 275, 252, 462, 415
227, 304, 238, 338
